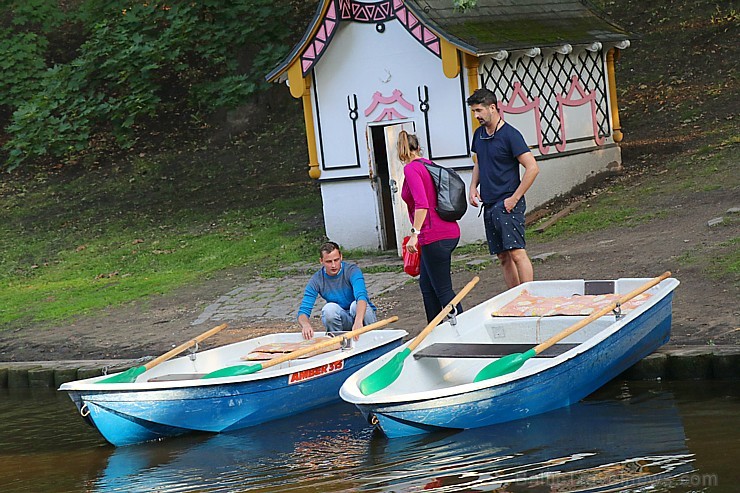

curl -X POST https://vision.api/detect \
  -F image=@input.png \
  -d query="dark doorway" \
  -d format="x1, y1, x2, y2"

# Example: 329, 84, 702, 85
371, 126, 396, 250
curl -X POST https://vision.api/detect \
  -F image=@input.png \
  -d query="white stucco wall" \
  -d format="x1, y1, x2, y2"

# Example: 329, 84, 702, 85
311, 20, 469, 175
311, 18, 474, 250
321, 180, 382, 250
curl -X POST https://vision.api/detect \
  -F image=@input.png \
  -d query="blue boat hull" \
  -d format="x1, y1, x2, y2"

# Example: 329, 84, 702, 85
67, 338, 404, 446
356, 292, 675, 438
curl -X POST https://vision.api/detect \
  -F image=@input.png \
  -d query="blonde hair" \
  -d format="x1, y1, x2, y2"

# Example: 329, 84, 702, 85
397, 130, 421, 163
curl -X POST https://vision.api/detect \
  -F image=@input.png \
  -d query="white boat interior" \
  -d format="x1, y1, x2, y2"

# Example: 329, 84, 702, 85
393, 315, 616, 394
63, 329, 407, 390
342, 277, 678, 402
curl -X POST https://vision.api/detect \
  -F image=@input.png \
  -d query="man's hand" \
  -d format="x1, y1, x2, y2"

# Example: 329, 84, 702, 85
351, 300, 369, 341
301, 324, 314, 340
469, 187, 481, 207
351, 319, 363, 341
503, 195, 518, 213
298, 314, 314, 340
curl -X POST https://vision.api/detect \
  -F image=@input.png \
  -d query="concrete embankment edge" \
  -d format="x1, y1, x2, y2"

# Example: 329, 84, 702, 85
1, 347, 738, 389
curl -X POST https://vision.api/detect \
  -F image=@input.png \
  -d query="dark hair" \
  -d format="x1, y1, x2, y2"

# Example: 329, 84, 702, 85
397, 130, 421, 163
466, 88, 497, 107
319, 241, 341, 258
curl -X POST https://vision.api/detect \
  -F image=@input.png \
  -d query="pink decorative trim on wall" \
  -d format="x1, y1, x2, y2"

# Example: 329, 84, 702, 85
555, 75, 605, 151
393, 4, 440, 56
300, 0, 441, 76
498, 82, 551, 155
340, 0, 393, 21
364, 89, 414, 121
301, 1, 339, 75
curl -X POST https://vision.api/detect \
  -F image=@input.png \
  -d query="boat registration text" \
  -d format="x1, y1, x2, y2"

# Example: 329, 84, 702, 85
289, 360, 344, 384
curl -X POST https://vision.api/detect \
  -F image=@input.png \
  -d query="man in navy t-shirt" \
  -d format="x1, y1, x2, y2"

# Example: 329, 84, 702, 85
297, 241, 377, 339
467, 88, 540, 289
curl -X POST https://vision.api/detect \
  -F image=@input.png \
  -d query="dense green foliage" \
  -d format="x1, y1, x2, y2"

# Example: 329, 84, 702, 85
0, 0, 317, 170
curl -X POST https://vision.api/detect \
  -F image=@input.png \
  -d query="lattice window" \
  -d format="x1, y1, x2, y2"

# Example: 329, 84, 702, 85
479, 49, 611, 153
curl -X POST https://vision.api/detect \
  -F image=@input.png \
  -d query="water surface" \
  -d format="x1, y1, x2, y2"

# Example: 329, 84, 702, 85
1, 379, 737, 492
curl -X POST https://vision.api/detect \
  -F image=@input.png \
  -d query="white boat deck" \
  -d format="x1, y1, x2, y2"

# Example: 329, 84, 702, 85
341, 276, 680, 403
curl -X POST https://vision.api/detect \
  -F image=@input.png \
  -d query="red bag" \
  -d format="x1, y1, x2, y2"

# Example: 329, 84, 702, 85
402, 236, 421, 277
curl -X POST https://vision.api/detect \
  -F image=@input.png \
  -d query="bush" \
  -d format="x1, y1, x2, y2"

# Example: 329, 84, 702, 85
1, 0, 315, 170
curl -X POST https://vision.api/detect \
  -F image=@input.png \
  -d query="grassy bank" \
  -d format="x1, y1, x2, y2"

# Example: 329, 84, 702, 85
0, 117, 324, 327
530, 123, 738, 242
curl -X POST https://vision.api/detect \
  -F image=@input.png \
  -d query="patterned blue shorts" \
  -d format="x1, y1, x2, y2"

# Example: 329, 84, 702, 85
483, 197, 526, 255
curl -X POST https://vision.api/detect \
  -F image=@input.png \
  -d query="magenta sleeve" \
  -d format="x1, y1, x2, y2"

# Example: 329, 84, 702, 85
403, 162, 430, 209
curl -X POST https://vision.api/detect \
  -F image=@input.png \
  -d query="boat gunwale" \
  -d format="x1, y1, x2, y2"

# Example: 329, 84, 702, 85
340, 278, 679, 406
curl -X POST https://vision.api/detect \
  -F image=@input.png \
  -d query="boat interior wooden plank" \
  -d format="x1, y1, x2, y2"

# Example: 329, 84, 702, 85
413, 343, 579, 359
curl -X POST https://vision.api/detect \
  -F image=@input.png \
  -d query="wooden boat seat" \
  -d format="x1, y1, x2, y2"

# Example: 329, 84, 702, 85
148, 373, 207, 382
491, 290, 652, 317
413, 343, 578, 359
242, 337, 338, 361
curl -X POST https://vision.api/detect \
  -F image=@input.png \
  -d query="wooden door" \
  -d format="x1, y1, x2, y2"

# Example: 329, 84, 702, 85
383, 123, 415, 255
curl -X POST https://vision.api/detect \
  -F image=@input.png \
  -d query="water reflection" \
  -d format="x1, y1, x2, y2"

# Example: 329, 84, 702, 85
2, 381, 737, 492
362, 388, 694, 492
87, 383, 693, 493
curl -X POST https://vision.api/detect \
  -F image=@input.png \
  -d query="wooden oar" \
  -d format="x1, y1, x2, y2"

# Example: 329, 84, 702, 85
359, 276, 480, 396
97, 323, 229, 383
201, 316, 399, 379
473, 272, 672, 383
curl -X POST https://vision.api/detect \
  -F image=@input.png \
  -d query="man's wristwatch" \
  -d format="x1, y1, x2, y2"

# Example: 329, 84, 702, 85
410, 227, 419, 235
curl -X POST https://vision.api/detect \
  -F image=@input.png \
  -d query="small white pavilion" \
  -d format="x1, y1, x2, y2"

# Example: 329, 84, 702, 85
267, 0, 632, 253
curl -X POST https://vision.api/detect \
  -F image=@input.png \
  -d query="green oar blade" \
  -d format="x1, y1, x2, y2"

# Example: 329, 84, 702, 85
473, 348, 536, 383
359, 348, 411, 395
97, 365, 147, 384
201, 363, 263, 379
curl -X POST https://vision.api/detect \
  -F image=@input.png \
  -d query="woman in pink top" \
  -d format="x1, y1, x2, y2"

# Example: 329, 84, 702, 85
397, 131, 463, 322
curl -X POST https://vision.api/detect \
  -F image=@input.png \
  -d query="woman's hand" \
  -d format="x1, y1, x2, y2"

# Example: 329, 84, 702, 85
406, 234, 419, 253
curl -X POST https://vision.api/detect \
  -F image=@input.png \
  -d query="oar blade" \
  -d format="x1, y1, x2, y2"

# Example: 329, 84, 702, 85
97, 365, 146, 384
473, 349, 536, 383
202, 363, 262, 379
359, 348, 411, 395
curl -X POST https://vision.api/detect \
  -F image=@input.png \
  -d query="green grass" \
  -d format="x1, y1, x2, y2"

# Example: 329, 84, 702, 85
0, 117, 324, 328
677, 237, 739, 283
530, 196, 658, 241
529, 127, 738, 242
712, 238, 740, 277
0, 199, 321, 325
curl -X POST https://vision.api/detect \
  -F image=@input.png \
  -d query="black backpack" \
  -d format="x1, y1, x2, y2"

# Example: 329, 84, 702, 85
423, 161, 468, 222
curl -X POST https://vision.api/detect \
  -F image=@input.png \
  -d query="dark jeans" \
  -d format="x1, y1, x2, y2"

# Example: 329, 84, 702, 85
419, 237, 462, 323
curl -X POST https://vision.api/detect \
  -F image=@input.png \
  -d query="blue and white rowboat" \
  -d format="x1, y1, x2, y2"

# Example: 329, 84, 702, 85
340, 276, 679, 438
60, 327, 407, 446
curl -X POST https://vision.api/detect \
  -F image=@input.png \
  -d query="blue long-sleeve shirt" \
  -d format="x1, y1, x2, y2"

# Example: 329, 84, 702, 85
297, 261, 376, 319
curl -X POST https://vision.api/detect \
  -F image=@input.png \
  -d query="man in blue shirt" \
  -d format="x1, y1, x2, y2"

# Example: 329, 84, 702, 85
297, 241, 378, 339
467, 88, 540, 289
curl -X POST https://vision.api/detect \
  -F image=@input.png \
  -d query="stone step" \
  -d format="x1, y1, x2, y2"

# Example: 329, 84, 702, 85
0, 359, 138, 389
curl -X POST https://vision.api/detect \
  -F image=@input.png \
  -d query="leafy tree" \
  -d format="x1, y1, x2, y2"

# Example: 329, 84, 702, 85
1, 0, 317, 170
